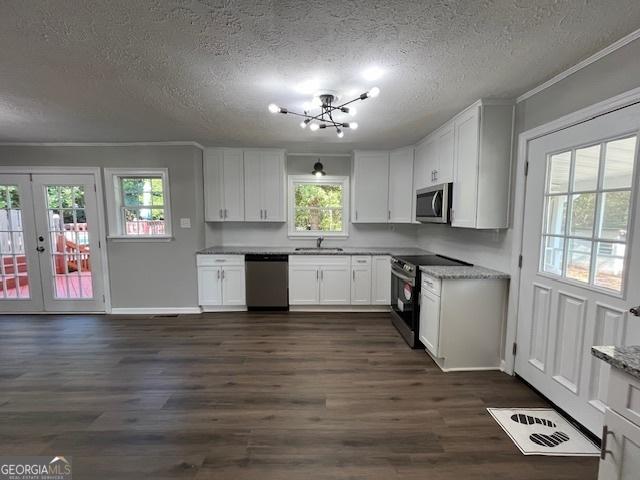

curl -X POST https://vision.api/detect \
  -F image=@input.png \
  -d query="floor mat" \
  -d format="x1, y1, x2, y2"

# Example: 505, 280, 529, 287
487, 408, 600, 456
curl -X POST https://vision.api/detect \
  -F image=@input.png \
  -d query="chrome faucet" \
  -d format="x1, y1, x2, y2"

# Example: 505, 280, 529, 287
316, 236, 324, 248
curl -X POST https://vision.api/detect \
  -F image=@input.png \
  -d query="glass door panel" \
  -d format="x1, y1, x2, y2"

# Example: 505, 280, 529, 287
32, 174, 104, 312
0, 174, 43, 312
45, 185, 93, 300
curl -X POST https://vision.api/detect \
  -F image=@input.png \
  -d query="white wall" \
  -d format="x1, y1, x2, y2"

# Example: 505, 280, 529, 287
205, 154, 419, 248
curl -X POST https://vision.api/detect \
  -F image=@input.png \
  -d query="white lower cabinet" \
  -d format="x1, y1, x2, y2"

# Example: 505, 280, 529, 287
320, 265, 351, 304
351, 256, 372, 305
598, 368, 640, 480
288, 264, 320, 304
419, 286, 441, 357
197, 255, 246, 310
419, 273, 507, 371
371, 256, 391, 305
289, 256, 350, 306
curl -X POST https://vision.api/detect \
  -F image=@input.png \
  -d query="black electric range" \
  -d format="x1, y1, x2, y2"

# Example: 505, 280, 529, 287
390, 254, 472, 348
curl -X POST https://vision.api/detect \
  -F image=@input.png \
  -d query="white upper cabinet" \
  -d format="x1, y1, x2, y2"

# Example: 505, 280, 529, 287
414, 137, 435, 191
244, 149, 286, 222
451, 100, 514, 229
452, 106, 480, 228
435, 124, 454, 184
204, 148, 245, 222
352, 151, 390, 223
388, 147, 414, 223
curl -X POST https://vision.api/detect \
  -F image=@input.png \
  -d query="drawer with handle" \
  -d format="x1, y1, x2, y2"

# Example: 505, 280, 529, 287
421, 274, 441, 296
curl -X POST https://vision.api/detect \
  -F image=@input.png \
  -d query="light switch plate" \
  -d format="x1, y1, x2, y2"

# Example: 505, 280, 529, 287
180, 217, 191, 228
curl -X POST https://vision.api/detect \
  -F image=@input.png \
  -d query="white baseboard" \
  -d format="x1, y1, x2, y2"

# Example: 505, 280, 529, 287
110, 307, 202, 315
289, 305, 390, 312
201, 305, 247, 312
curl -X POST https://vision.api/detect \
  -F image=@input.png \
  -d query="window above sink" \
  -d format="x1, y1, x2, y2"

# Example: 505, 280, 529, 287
288, 175, 349, 238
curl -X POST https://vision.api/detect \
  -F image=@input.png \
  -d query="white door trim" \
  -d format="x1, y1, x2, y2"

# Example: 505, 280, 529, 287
504, 86, 640, 374
0, 166, 111, 313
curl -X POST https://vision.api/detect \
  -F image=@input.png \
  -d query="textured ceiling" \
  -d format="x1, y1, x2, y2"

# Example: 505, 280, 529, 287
1, 1, 640, 152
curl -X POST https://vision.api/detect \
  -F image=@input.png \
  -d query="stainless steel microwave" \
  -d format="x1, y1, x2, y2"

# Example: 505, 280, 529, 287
415, 183, 452, 223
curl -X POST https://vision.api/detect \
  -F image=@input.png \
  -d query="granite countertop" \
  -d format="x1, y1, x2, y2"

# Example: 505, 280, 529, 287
197, 246, 431, 256
592, 345, 640, 380
419, 265, 510, 280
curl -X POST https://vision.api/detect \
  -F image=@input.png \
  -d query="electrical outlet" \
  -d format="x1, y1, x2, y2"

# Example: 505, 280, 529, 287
180, 217, 191, 228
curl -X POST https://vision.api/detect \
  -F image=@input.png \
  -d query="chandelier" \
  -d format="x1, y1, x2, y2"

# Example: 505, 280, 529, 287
268, 87, 380, 138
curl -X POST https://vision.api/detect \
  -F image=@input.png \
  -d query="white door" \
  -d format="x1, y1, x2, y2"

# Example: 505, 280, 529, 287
419, 289, 441, 357
599, 408, 640, 480
388, 148, 414, 223
371, 255, 391, 305
0, 173, 106, 313
31, 175, 105, 312
319, 266, 350, 304
516, 103, 640, 435
452, 106, 480, 228
0, 175, 43, 312
351, 257, 372, 305
353, 151, 389, 223
221, 265, 246, 306
222, 149, 245, 221
260, 151, 285, 222
198, 266, 222, 306
288, 265, 319, 305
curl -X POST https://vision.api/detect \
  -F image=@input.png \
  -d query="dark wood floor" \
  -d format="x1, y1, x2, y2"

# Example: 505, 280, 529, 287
0, 312, 597, 479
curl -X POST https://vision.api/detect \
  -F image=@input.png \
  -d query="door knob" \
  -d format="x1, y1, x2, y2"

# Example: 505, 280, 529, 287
630, 306, 640, 317
38, 236, 44, 242
36, 246, 45, 253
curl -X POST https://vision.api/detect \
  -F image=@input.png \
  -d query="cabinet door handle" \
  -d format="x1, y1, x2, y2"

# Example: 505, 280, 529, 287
353, 270, 355, 281
221, 269, 225, 280
316, 269, 319, 281
601, 425, 614, 460
259, 209, 263, 219
630, 305, 640, 316
217, 269, 220, 279
264, 209, 267, 220
435, 170, 438, 181
219, 208, 223, 219
224, 209, 228, 218
355, 210, 358, 221
388, 210, 391, 220
320, 270, 323, 281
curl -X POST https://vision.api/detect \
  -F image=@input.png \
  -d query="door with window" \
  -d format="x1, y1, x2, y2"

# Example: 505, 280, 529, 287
516, 103, 640, 435
0, 173, 105, 313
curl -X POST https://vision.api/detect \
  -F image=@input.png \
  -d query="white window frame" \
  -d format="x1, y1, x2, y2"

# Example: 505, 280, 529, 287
104, 168, 172, 241
288, 175, 349, 238
538, 134, 636, 296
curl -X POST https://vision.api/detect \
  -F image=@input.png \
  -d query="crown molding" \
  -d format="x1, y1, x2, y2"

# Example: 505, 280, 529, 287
516, 27, 640, 103
0, 140, 205, 150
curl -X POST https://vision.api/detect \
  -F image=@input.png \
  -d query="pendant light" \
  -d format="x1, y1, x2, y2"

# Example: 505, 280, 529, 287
312, 160, 326, 177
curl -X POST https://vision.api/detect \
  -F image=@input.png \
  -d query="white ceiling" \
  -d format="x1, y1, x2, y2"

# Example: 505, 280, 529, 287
1, 1, 640, 152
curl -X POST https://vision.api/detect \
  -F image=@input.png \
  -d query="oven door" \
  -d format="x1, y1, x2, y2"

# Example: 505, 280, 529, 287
390, 267, 417, 330
415, 184, 449, 223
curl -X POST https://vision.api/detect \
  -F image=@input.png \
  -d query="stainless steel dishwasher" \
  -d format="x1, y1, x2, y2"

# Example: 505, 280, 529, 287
245, 254, 289, 310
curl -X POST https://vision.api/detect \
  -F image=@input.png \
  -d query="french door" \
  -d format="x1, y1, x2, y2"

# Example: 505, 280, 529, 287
0, 173, 105, 313
515, 103, 640, 435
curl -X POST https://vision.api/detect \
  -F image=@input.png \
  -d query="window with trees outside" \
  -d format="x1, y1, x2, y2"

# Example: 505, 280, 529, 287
540, 135, 637, 293
288, 176, 349, 237
104, 168, 172, 239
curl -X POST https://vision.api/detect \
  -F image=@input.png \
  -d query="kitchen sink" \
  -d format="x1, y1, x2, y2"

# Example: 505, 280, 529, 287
294, 247, 344, 252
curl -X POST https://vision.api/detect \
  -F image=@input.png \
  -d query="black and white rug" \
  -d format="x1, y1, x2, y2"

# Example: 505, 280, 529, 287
487, 408, 599, 456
